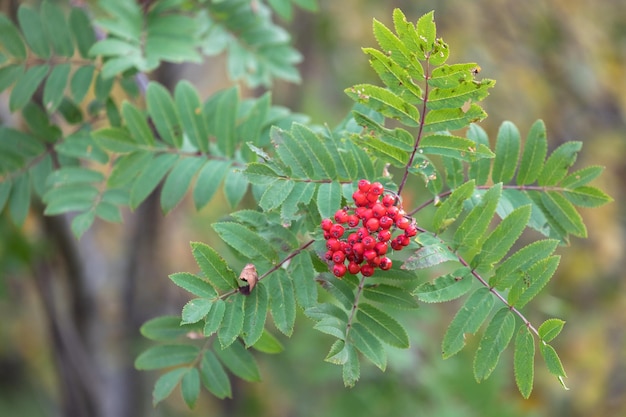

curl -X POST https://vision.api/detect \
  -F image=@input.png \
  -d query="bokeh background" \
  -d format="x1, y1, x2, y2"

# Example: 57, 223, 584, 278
0, 0, 625, 416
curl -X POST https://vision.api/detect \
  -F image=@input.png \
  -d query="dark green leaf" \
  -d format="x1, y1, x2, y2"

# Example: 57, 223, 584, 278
8, 174, 31, 226
152, 367, 187, 406
363, 284, 419, 309
181, 367, 200, 409
561, 165, 604, 189
210, 87, 238, 157
491, 239, 559, 290
146, 82, 183, 147
562, 186, 612, 208
212, 222, 277, 263
161, 157, 205, 214
70, 65, 95, 104
403, 238, 457, 270
190, 242, 238, 292
0, 15, 26, 59
442, 287, 494, 358
356, 303, 409, 348
266, 269, 296, 336
204, 299, 225, 337
242, 282, 268, 347
135, 344, 199, 370
42, 1, 74, 57
200, 350, 231, 399
218, 295, 245, 348
193, 160, 231, 210
432, 180, 475, 233
175, 80, 209, 152
345, 83, 420, 127
223, 169, 248, 208
289, 252, 318, 309
420, 134, 494, 162
0, 64, 24, 93
130, 153, 178, 209
43, 63, 70, 113
413, 267, 473, 303
17, 5, 50, 58
473, 308, 515, 382
509, 255, 560, 309
281, 181, 316, 222
454, 183, 502, 251
292, 123, 338, 179
10, 64, 49, 111
215, 339, 261, 382
514, 326, 535, 399
342, 343, 360, 388
92, 127, 141, 154
121, 102, 154, 146
350, 322, 387, 371
69, 7, 97, 58
259, 179, 295, 211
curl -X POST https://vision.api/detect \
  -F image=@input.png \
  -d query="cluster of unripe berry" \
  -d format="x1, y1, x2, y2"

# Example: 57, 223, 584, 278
321, 179, 417, 278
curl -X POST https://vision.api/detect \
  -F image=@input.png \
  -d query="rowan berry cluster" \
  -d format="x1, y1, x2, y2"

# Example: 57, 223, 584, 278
321, 179, 417, 278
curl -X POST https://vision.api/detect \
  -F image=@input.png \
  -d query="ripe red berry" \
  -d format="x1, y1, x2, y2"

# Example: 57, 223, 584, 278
360, 264, 375, 277
366, 192, 379, 204
347, 232, 358, 246
347, 214, 359, 227
326, 238, 341, 251
390, 239, 403, 251
365, 217, 380, 232
374, 241, 388, 255
379, 257, 392, 270
370, 182, 384, 195
372, 203, 386, 218
356, 227, 369, 240
333, 263, 347, 278
348, 261, 361, 275
379, 215, 393, 230
352, 242, 365, 256
352, 191, 368, 207
395, 216, 410, 230
399, 234, 410, 246
405, 224, 418, 237
358, 179, 371, 192
330, 224, 345, 238
386, 205, 399, 219
382, 194, 396, 207
363, 249, 377, 263
323, 231, 331, 240
321, 218, 333, 231
367, 255, 381, 267
324, 250, 333, 260
362, 235, 376, 250
378, 229, 392, 242
332, 251, 346, 264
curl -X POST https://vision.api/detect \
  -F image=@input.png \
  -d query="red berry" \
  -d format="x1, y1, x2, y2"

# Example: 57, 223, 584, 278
365, 217, 380, 232
347, 232, 359, 246
386, 205, 399, 219
368, 256, 381, 267
366, 192, 379, 204
347, 214, 359, 227
399, 234, 411, 246
330, 224, 345, 238
378, 229, 392, 242
395, 216, 410, 230
323, 231, 331, 240
356, 227, 369, 240
352, 242, 365, 256
361, 264, 375, 277
333, 263, 347, 278
335, 209, 348, 223
321, 218, 333, 231
379, 216, 393, 230
370, 182, 384, 195
326, 238, 341, 251
379, 257, 392, 270
324, 250, 333, 260
363, 249, 378, 262
405, 224, 417, 237
372, 203, 386, 218
375, 241, 388, 255
348, 261, 361, 275
358, 179, 371, 192
390, 239, 403, 251
362, 235, 376, 250
332, 251, 346, 264
352, 191, 368, 207
382, 194, 396, 207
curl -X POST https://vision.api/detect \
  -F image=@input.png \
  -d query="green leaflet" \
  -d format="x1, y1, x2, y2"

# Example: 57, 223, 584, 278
152, 367, 187, 407
207, 87, 239, 157
140, 316, 202, 342
292, 123, 338, 179
0, 15, 26, 59
320, 273, 356, 310
403, 235, 457, 270
251, 330, 284, 354
200, 350, 231, 399
561, 165, 604, 188
161, 157, 205, 214
121, 101, 154, 146
259, 179, 295, 211
194, 160, 231, 210
362, 284, 419, 310
43, 64, 70, 112
42, 1, 74, 58
538, 191, 587, 238
217, 295, 245, 348
130, 153, 179, 209
135, 344, 199, 371
492, 121, 520, 184
345, 83, 420, 126
473, 308, 515, 382
508, 255, 560, 309
350, 322, 387, 371
204, 299, 226, 337
181, 367, 200, 408
413, 267, 473, 303
432, 180, 475, 233
356, 135, 409, 167
146, 82, 183, 148
364, 47, 422, 105
70, 65, 95, 104
517, 119, 547, 185
289, 252, 318, 309
538, 141, 582, 186
453, 183, 502, 252
427, 79, 495, 111
562, 185, 612, 208
266, 269, 296, 336
212, 222, 278, 263
224, 170, 249, 208
490, 239, 559, 290
316, 181, 342, 220
281, 181, 316, 222
169, 271, 218, 299
420, 134, 494, 162
514, 326, 535, 399
181, 298, 214, 325
10, 64, 49, 112
442, 156, 464, 189
375, 11, 422, 76
467, 124, 491, 185
17, 5, 50, 58
242, 282, 269, 347
538, 318, 565, 343
540, 343, 567, 380
356, 303, 409, 348
190, 242, 238, 292
215, 339, 261, 382
69, 7, 97, 59
442, 287, 494, 358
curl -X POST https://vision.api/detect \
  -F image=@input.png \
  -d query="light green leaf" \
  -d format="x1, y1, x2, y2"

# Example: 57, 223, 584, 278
454, 183, 502, 251
345, 83, 420, 126
161, 157, 205, 214
140, 316, 201, 342
423, 104, 487, 133
10, 64, 49, 111
190, 242, 238, 292
218, 295, 245, 348
492, 121, 520, 184
514, 325, 535, 399
316, 182, 341, 220
266, 269, 296, 336
364, 47, 422, 105
204, 299, 225, 337
467, 124, 491, 185
259, 179, 295, 211
413, 267, 473, 303
491, 239, 559, 290
378, 11, 423, 76
212, 222, 277, 263
561, 165, 604, 189
223, 169, 248, 208
420, 134, 494, 162
193, 160, 231, 210
538, 318, 565, 343
474, 308, 515, 382
357, 303, 409, 348
362, 284, 419, 309
242, 282, 268, 347
252, 330, 284, 354
289, 252, 318, 309
433, 180, 475, 233
130, 153, 178, 209
152, 367, 187, 407
509, 255, 560, 309
563, 186, 612, 208
215, 339, 261, 382
200, 350, 231, 399
181, 367, 200, 409
170, 271, 218, 298
175, 80, 209, 152
540, 343, 567, 379
181, 298, 214, 325
416, 11, 436, 52
357, 135, 409, 167
442, 287, 494, 358
538, 141, 582, 186
135, 344, 199, 370
350, 322, 387, 371
92, 127, 141, 154
517, 119, 547, 185
539, 191, 587, 237
342, 343, 360, 388
403, 239, 457, 270
146, 82, 182, 147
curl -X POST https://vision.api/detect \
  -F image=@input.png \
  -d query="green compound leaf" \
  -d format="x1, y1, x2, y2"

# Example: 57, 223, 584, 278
432, 180, 475, 233
356, 302, 409, 348
442, 287, 494, 358
413, 267, 473, 303
473, 307, 515, 382
517, 119, 547, 185
492, 121, 521, 184
200, 350, 231, 399
215, 339, 261, 382
152, 367, 187, 407
135, 344, 199, 370
514, 325, 535, 399
538, 318, 565, 343
242, 282, 269, 347
169, 271, 218, 299
190, 242, 238, 293
212, 222, 278, 263
218, 295, 245, 349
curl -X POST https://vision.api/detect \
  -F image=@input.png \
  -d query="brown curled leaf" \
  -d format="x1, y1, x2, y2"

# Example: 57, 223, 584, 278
238, 263, 258, 295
